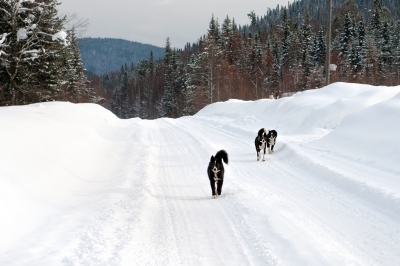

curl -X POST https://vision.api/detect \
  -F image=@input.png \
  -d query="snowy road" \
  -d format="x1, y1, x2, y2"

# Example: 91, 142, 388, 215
63, 115, 400, 265
1, 83, 400, 265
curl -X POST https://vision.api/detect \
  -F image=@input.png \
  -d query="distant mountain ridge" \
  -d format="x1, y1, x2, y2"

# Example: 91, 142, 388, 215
77, 38, 164, 75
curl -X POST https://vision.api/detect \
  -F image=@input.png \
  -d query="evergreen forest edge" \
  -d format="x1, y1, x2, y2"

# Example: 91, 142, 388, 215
1, 0, 400, 119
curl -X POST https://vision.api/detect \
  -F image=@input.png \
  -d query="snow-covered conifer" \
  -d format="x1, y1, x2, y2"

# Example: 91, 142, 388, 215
63, 27, 91, 103
0, 0, 68, 105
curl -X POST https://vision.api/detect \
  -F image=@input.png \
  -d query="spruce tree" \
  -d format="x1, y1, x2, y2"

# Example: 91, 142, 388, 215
63, 28, 90, 103
378, 21, 391, 83
281, 8, 291, 68
0, 0, 68, 105
300, 12, 314, 89
162, 37, 174, 116
196, 15, 222, 103
370, 0, 382, 40
316, 28, 326, 67
339, 13, 356, 56
221, 15, 232, 54
182, 54, 197, 116
349, 17, 367, 77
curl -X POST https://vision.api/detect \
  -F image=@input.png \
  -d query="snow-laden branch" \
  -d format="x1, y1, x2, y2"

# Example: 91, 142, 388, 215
0, 33, 9, 45
0, 49, 9, 57
0, 7, 11, 16
52, 31, 67, 41
17, 28, 29, 41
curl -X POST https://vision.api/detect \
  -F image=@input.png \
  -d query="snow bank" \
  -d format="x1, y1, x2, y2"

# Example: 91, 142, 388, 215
1, 82, 399, 265
306, 89, 400, 175
197, 82, 400, 174
0, 102, 122, 251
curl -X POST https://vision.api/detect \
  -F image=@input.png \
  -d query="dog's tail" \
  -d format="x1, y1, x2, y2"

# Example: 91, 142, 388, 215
215, 150, 228, 165
258, 128, 269, 138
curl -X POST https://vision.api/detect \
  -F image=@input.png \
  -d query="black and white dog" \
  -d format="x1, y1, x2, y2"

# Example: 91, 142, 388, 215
255, 128, 268, 161
255, 128, 278, 161
266, 129, 278, 154
207, 150, 229, 199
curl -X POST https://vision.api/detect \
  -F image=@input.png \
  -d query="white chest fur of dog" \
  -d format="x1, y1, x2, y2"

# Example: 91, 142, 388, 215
259, 141, 266, 150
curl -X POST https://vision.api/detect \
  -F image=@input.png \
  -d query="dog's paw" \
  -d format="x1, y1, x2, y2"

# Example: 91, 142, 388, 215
262, 159, 265, 161
257, 158, 259, 161
212, 195, 217, 199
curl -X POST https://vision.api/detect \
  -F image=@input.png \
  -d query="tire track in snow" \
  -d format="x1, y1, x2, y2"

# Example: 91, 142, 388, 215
121, 118, 271, 265
177, 115, 400, 265
62, 114, 400, 265
172, 117, 284, 264
62, 125, 153, 265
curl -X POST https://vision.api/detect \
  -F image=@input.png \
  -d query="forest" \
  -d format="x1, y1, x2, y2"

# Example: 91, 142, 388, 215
2, 0, 400, 119
90, 0, 400, 119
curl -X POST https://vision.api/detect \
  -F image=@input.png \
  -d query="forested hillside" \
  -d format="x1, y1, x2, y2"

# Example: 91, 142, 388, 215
249, 0, 400, 32
78, 38, 164, 75
90, 0, 400, 119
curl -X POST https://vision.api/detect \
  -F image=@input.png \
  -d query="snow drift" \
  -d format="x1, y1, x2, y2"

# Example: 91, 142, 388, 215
1, 82, 399, 265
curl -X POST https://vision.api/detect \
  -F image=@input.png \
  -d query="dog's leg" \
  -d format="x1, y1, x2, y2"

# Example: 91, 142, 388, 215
210, 179, 217, 199
271, 144, 275, 153
217, 179, 224, 196
262, 147, 266, 161
257, 150, 260, 161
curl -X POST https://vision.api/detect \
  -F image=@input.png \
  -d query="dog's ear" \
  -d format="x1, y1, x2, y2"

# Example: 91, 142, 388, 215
210, 155, 215, 163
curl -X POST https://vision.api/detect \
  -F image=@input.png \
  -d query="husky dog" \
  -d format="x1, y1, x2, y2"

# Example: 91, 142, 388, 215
207, 150, 229, 199
255, 128, 268, 161
266, 130, 278, 154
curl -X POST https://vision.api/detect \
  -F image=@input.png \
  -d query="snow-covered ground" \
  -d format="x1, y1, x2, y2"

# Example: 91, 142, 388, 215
1, 82, 399, 265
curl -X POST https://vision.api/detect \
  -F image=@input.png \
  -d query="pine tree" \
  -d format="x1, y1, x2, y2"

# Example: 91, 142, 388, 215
249, 32, 263, 99
281, 8, 291, 68
378, 21, 392, 83
161, 37, 174, 116
351, 18, 367, 76
339, 13, 356, 56
315, 28, 326, 67
370, 0, 383, 40
0, 0, 68, 105
221, 15, 232, 55
182, 54, 197, 116
63, 28, 91, 103
196, 15, 222, 103
337, 12, 356, 81
300, 12, 314, 89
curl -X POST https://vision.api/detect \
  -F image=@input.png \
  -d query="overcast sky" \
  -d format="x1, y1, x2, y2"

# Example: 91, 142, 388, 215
58, 0, 290, 49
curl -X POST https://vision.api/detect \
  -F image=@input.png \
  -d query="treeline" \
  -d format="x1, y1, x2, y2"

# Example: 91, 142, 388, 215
0, 0, 94, 106
96, 0, 400, 119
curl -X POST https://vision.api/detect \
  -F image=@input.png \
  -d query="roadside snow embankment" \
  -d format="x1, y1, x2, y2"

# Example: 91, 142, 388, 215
1, 82, 399, 265
0, 102, 127, 252
197, 82, 400, 175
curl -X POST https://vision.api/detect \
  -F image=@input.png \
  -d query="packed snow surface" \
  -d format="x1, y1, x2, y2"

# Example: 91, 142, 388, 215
1, 82, 399, 265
